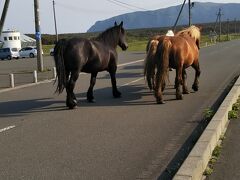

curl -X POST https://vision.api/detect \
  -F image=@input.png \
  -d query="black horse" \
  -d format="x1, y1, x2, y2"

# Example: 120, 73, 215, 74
53, 21, 128, 109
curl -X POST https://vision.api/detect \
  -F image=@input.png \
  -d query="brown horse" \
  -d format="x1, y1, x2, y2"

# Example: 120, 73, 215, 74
144, 25, 201, 104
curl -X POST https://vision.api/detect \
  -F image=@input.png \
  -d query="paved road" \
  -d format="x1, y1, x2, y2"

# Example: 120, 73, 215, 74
0, 40, 240, 180
0, 52, 144, 88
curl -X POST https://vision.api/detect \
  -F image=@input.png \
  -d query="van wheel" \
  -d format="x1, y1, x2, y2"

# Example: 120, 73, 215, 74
30, 53, 34, 58
7, 55, 11, 60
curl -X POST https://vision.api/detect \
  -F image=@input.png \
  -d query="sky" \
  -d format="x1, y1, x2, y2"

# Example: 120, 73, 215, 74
0, 0, 239, 34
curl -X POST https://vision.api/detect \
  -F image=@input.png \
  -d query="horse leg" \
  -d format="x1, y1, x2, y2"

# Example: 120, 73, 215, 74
182, 68, 189, 94
192, 61, 201, 91
176, 65, 183, 100
87, 72, 98, 102
109, 66, 122, 98
154, 70, 165, 104
66, 71, 79, 109
149, 68, 155, 91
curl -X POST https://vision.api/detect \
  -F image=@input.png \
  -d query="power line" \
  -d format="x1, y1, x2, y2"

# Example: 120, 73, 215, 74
105, 0, 136, 11
105, 0, 155, 17
57, 1, 120, 14
110, 0, 150, 11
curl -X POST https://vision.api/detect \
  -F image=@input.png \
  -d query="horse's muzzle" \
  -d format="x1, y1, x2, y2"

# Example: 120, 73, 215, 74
121, 44, 128, 51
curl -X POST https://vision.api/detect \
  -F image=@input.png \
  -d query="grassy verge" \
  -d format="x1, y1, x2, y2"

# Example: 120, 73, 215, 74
42, 34, 240, 54
42, 45, 54, 56
204, 95, 240, 177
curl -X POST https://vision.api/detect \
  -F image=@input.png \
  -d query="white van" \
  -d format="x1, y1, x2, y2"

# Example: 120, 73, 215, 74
0, 47, 19, 60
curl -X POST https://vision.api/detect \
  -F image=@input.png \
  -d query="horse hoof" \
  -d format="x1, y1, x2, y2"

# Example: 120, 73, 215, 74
176, 94, 183, 100
68, 104, 77, 109
156, 97, 165, 104
192, 85, 199, 92
87, 99, 95, 103
113, 91, 122, 98
157, 100, 165, 104
183, 90, 190, 94
66, 99, 78, 109
67, 102, 77, 109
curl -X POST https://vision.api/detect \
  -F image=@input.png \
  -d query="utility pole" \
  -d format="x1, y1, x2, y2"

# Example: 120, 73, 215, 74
188, 1, 195, 26
52, 0, 58, 42
173, 0, 187, 31
227, 18, 229, 40
234, 18, 237, 34
188, 0, 191, 26
0, 0, 10, 36
34, 0, 44, 72
215, 8, 223, 42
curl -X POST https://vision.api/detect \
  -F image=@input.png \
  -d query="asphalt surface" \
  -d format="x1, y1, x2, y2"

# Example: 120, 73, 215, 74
0, 40, 240, 180
208, 114, 240, 180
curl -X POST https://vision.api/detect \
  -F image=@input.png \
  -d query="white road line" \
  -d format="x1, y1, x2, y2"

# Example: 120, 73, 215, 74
0, 59, 145, 94
0, 125, 16, 133
117, 59, 144, 67
119, 77, 144, 87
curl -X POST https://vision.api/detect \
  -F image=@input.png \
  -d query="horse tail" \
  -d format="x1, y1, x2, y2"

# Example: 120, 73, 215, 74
53, 39, 67, 94
144, 39, 159, 90
156, 38, 171, 89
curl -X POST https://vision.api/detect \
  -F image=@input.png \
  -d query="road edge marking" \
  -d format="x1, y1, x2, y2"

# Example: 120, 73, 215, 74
0, 125, 16, 133
0, 59, 145, 94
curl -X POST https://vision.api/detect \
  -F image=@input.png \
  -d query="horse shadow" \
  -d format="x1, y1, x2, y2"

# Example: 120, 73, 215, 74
0, 82, 184, 118
0, 97, 66, 118
75, 84, 156, 107
122, 65, 144, 70
75, 82, 180, 107
98, 71, 143, 79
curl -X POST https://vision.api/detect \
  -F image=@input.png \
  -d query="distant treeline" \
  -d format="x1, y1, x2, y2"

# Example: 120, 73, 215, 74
27, 21, 240, 45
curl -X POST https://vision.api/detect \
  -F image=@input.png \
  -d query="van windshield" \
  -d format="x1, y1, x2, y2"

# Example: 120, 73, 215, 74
11, 48, 18, 52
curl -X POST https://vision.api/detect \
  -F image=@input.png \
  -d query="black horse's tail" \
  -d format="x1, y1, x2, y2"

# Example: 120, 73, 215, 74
144, 39, 159, 90
54, 39, 67, 94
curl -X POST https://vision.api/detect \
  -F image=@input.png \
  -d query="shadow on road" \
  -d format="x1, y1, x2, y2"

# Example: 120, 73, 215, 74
0, 98, 66, 118
75, 83, 179, 107
98, 71, 143, 79
0, 82, 182, 117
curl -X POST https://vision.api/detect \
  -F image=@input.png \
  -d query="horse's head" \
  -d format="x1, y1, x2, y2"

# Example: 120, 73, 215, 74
115, 21, 128, 51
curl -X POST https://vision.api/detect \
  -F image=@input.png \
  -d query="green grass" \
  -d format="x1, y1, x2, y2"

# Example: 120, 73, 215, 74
204, 145, 222, 176
42, 34, 240, 54
204, 96, 240, 177
127, 40, 148, 51
42, 45, 54, 55
228, 97, 240, 119
203, 107, 214, 119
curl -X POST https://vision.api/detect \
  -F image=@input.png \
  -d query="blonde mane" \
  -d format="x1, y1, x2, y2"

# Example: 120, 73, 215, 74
176, 25, 201, 48
177, 25, 200, 40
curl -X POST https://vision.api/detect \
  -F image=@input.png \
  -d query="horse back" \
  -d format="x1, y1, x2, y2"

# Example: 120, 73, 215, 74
82, 40, 116, 73
168, 36, 199, 67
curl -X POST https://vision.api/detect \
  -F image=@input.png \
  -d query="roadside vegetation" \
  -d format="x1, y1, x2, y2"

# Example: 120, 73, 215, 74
204, 95, 240, 177
36, 21, 240, 54
228, 97, 240, 119
203, 107, 214, 119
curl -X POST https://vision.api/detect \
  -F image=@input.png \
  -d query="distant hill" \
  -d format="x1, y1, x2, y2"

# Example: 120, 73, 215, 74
87, 2, 240, 32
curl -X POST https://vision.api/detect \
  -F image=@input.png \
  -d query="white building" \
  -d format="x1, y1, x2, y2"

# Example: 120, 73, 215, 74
0, 30, 21, 50
0, 30, 36, 50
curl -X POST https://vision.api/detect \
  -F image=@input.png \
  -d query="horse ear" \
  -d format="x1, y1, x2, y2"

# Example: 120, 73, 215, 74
114, 21, 117, 26
119, 21, 123, 27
